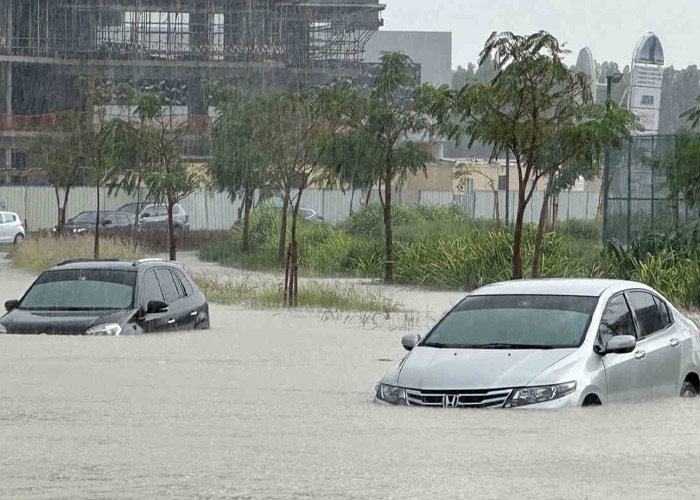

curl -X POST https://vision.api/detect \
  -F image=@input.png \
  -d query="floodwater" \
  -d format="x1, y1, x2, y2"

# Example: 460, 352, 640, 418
2, 259, 700, 499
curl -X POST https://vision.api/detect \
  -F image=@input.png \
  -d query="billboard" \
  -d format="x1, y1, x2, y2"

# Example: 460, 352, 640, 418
628, 33, 664, 134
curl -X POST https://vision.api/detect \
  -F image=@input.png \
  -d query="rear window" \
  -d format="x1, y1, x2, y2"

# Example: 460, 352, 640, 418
20, 269, 136, 311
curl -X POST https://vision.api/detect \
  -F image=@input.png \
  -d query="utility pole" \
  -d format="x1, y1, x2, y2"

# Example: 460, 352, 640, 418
505, 149, 510, 226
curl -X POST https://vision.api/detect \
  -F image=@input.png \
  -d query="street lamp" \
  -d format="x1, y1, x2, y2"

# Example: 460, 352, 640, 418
602, 72, 624, 243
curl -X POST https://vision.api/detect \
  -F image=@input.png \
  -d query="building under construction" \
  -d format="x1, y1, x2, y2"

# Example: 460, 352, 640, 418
0, 0, 385, 183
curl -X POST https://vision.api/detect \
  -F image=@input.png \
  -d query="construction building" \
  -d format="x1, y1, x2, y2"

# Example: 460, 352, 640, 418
0, 0, 385, 184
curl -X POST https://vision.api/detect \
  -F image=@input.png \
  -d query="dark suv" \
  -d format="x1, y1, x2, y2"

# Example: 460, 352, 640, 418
0, 259, 210, 335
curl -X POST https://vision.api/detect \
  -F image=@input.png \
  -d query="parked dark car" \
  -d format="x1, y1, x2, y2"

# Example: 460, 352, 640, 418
0, 259, 210, 335
57, 211, 135, 234
116, 202, 190, 233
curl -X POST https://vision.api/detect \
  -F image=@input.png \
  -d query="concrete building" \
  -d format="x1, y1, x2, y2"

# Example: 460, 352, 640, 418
363, 30, 452, 87
0, 0, 386, 184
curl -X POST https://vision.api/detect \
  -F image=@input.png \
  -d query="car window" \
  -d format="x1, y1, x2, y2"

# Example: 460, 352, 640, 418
173, 205, 182, 215
155, 206, 168, 216
140, 270, 164, 307
155, 268, 180, 303
174, 269, 194, 296
141, 206, 155, 217
628, 291, 665, 338
598, 294, 637, 346
653, 296, 673, 330
0, 213, 5, 224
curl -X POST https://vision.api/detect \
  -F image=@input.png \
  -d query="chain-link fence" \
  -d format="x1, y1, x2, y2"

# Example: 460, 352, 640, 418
603, 134, 698, 245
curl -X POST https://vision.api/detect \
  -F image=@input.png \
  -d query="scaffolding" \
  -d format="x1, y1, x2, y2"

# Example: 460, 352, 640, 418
0, 0, 384, 65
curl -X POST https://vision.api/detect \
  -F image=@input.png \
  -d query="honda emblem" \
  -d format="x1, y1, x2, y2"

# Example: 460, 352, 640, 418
443, 394, 459, 408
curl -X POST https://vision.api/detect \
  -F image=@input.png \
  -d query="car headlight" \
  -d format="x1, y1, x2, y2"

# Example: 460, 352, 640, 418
85, 324, 122, 336
0, 323, 6, 334
376, 384, 406, 405
506, 381, 577, 408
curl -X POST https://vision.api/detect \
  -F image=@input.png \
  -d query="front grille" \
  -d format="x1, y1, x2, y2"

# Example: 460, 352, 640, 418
405, 388, 513, 408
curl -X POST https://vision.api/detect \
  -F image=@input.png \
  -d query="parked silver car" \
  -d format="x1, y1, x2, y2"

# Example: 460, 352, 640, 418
0, 211, 25, 244
375, 279, 700, 409
115, 203, 190, 233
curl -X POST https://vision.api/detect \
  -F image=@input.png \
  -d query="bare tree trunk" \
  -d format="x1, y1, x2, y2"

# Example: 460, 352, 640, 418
54, 188, 62, 235
242, 186, 254, 253
551, 193, 559, 231
167, 196, 177, 261
365, 188, 372, 206
532, 193, 551, 279
94, 183, 101, 260
349, 188, 356, 216
512, 192, 527, 280
61, 187, 71, 233
383, 172, 394, 283
278, 189, 290, 265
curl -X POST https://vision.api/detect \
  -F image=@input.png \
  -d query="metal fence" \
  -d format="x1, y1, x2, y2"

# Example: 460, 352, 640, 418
603, 134, 697, 245
0, 186, 602, 232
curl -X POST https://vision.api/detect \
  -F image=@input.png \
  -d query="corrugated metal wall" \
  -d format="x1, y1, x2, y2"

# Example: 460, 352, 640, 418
0, 186, 601, 231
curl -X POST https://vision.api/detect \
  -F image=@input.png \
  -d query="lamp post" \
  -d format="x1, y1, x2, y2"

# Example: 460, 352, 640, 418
602, 72, 624, 244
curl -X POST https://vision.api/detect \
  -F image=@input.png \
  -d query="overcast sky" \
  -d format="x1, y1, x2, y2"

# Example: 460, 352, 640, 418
382, 0, 697, 69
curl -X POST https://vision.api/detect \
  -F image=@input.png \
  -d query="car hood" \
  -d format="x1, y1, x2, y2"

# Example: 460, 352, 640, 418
398, 346, 577, 390
0, 308, 133, 335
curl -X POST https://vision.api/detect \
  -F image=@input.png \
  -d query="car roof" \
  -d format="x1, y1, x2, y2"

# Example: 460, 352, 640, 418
470, 279, 652, 298
47, 259, 183, 272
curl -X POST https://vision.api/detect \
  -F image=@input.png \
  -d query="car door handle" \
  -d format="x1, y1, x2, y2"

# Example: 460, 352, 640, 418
670, 338, 680, 348
634, 350, 647, 360
167, 319, 176, 325
190, 311, 197, 317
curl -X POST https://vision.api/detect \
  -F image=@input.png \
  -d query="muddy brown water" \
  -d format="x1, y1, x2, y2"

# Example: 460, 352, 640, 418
2, 259, 700, 499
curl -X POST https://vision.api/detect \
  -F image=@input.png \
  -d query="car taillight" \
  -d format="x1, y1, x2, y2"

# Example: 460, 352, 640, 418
19, 221, 24, 228
185, 215, 189, 224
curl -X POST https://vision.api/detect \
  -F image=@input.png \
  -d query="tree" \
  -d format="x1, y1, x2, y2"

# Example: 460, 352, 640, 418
252, 92, 331, 305
208, 86, 273, 253
133, 90, 204, 261
450, 31, 637, 279
666, 129, 700, 208
530, 102, 637, 277
27, 110, 87, 234
319, 52, 441, 283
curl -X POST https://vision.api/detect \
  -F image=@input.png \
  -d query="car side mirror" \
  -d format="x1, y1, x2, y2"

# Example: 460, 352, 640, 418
142, 213, 152, 218
103, 219, 113, 226
146, 300, 169, 315
602, 335, 636, 355
4, 299, 19, 312
401, 334, 422, 351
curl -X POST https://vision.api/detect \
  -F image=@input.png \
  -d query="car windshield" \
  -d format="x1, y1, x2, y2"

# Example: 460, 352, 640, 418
423, 294, 598, 349
20, 269, 136, 311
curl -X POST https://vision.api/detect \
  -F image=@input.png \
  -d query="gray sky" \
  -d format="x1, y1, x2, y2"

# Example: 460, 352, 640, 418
382, 0, 697, 69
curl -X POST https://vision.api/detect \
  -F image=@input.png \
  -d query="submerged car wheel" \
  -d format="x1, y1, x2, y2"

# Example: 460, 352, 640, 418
681, 381, 698, 398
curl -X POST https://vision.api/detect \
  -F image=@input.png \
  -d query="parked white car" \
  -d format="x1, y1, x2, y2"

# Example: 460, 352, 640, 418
0, 212, 25, 245
375, 279, 700, 409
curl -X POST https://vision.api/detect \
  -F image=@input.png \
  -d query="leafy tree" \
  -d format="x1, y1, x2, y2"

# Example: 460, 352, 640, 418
252, 91, 331, 305
666, 129, 700, 208
319, 52, 441, 283
133, 91, 204, 261
208, 86, 274, 253
449, 31, 637, 279
27, 110, 87, 234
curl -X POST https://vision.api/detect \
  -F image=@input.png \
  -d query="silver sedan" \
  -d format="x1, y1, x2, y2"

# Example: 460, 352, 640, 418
375, 279, 700, 409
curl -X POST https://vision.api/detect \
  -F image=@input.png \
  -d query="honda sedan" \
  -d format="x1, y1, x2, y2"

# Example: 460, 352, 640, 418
375, 279, 700, 408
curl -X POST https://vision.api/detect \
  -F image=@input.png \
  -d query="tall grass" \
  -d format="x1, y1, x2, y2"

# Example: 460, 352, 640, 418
11, 234, 146, 274
193, 274, 400, 313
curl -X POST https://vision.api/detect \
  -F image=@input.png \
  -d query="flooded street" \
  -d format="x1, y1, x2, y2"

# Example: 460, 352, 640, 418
2, 262, 700, 499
